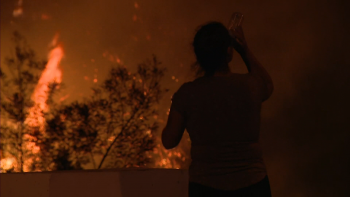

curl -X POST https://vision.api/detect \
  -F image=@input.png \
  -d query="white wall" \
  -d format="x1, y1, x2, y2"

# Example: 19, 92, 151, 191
0, 169, 189, 197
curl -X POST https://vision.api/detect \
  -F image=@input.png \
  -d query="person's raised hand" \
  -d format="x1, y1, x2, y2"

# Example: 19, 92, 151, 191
230, 25, 248, 55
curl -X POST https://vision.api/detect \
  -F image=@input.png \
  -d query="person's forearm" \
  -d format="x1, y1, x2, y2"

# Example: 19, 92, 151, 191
240, 46, 274, 95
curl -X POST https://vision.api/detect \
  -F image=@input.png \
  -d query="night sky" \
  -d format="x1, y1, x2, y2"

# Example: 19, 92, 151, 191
1, 0, 350, 196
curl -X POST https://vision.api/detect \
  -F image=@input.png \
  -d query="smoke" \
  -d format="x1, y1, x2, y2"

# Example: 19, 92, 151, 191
1, 0, 350, 196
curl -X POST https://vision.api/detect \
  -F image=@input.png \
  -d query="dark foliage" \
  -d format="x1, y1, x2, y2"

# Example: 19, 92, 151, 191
0, 31, 50, 172
34, 55, 168, 170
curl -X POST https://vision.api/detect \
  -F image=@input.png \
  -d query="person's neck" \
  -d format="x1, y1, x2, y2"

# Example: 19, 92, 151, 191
213, 65, 231, 77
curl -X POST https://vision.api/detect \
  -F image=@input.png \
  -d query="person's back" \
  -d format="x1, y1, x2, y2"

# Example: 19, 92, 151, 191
172, 73, 267, 191
161, 21, 274, 196
182, 74, 263, 144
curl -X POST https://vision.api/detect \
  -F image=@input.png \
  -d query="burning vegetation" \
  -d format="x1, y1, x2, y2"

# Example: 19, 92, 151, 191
0, 32, 189, 172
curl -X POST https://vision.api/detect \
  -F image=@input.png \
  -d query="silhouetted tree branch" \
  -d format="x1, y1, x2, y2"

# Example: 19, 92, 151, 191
38, 55, 168, 170
0, 31, 48, 172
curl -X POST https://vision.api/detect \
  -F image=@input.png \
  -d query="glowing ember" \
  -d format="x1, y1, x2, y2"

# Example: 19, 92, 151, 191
108, 136, 115, 142
93, 73, 98, 83
103, 51, 123, 64
13, 8, 23, 17
132, 36, 139, 41
41, 14, 50, 20
13, 0, 23, 17
59, 94, 70, 102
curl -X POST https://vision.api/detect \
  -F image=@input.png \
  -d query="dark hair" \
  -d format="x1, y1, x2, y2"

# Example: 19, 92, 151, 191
192, 21, 232, 77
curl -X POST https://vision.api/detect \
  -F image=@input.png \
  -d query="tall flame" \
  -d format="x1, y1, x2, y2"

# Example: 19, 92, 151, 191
23, 34, 63, 171
26, 34, 63, 127
33, 35, 63, 112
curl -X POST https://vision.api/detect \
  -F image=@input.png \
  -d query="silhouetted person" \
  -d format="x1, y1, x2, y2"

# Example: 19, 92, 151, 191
162, 21, 274, 197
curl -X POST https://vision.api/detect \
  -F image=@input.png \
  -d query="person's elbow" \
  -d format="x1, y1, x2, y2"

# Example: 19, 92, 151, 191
267, 81, 274, 98
162, 141, 177, 150
263, 81, 274, 102
161, 107, 186, 149
161, 128, 179, 150
161, 136, 177, 150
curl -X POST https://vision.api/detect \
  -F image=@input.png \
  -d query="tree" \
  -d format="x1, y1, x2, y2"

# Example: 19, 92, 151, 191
0, 32, 48, 172
35, 56, 168, 170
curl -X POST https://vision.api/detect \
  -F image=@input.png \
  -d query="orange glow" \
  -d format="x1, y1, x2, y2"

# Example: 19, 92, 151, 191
13, 7, 23, 17
103, 51, 123, 64
41, 14, 50, 20
108, 136, 115, 142
109, 55, 114, 62
13, 0, 23, 17
22, 34, 64, 172
153, 140, 185, 169
32, 39, 63, 113
59, 94, 70, 102
0, 157, 17, 172
133, 15, 138, 21
132, 36, 139, 41
134, 2, 139, 9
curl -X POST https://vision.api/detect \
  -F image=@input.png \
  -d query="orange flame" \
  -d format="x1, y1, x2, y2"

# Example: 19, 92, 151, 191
0, 157, 17, 172
22, 34, 64, 172
152, 134, 187, 169
26, 35, 63, 128
33, 40, 63, 111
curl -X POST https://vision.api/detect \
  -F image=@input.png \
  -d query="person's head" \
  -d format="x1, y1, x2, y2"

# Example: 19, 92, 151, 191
192, 21, 233, 76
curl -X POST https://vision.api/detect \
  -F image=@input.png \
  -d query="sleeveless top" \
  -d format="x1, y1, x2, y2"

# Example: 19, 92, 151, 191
171, 73, 268, 190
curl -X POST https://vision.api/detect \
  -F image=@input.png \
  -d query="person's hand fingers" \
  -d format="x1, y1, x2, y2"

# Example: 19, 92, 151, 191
232, 26, 246, 44
230, 25, 247, 54
231, 28, 243, 40
234, 26, 244, 38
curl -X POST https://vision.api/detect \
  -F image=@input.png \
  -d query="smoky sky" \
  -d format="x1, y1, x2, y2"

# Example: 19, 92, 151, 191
1, 0, 350, 196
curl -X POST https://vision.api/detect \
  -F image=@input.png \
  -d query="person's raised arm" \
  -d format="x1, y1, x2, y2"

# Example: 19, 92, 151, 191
230, 25, 274, 101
